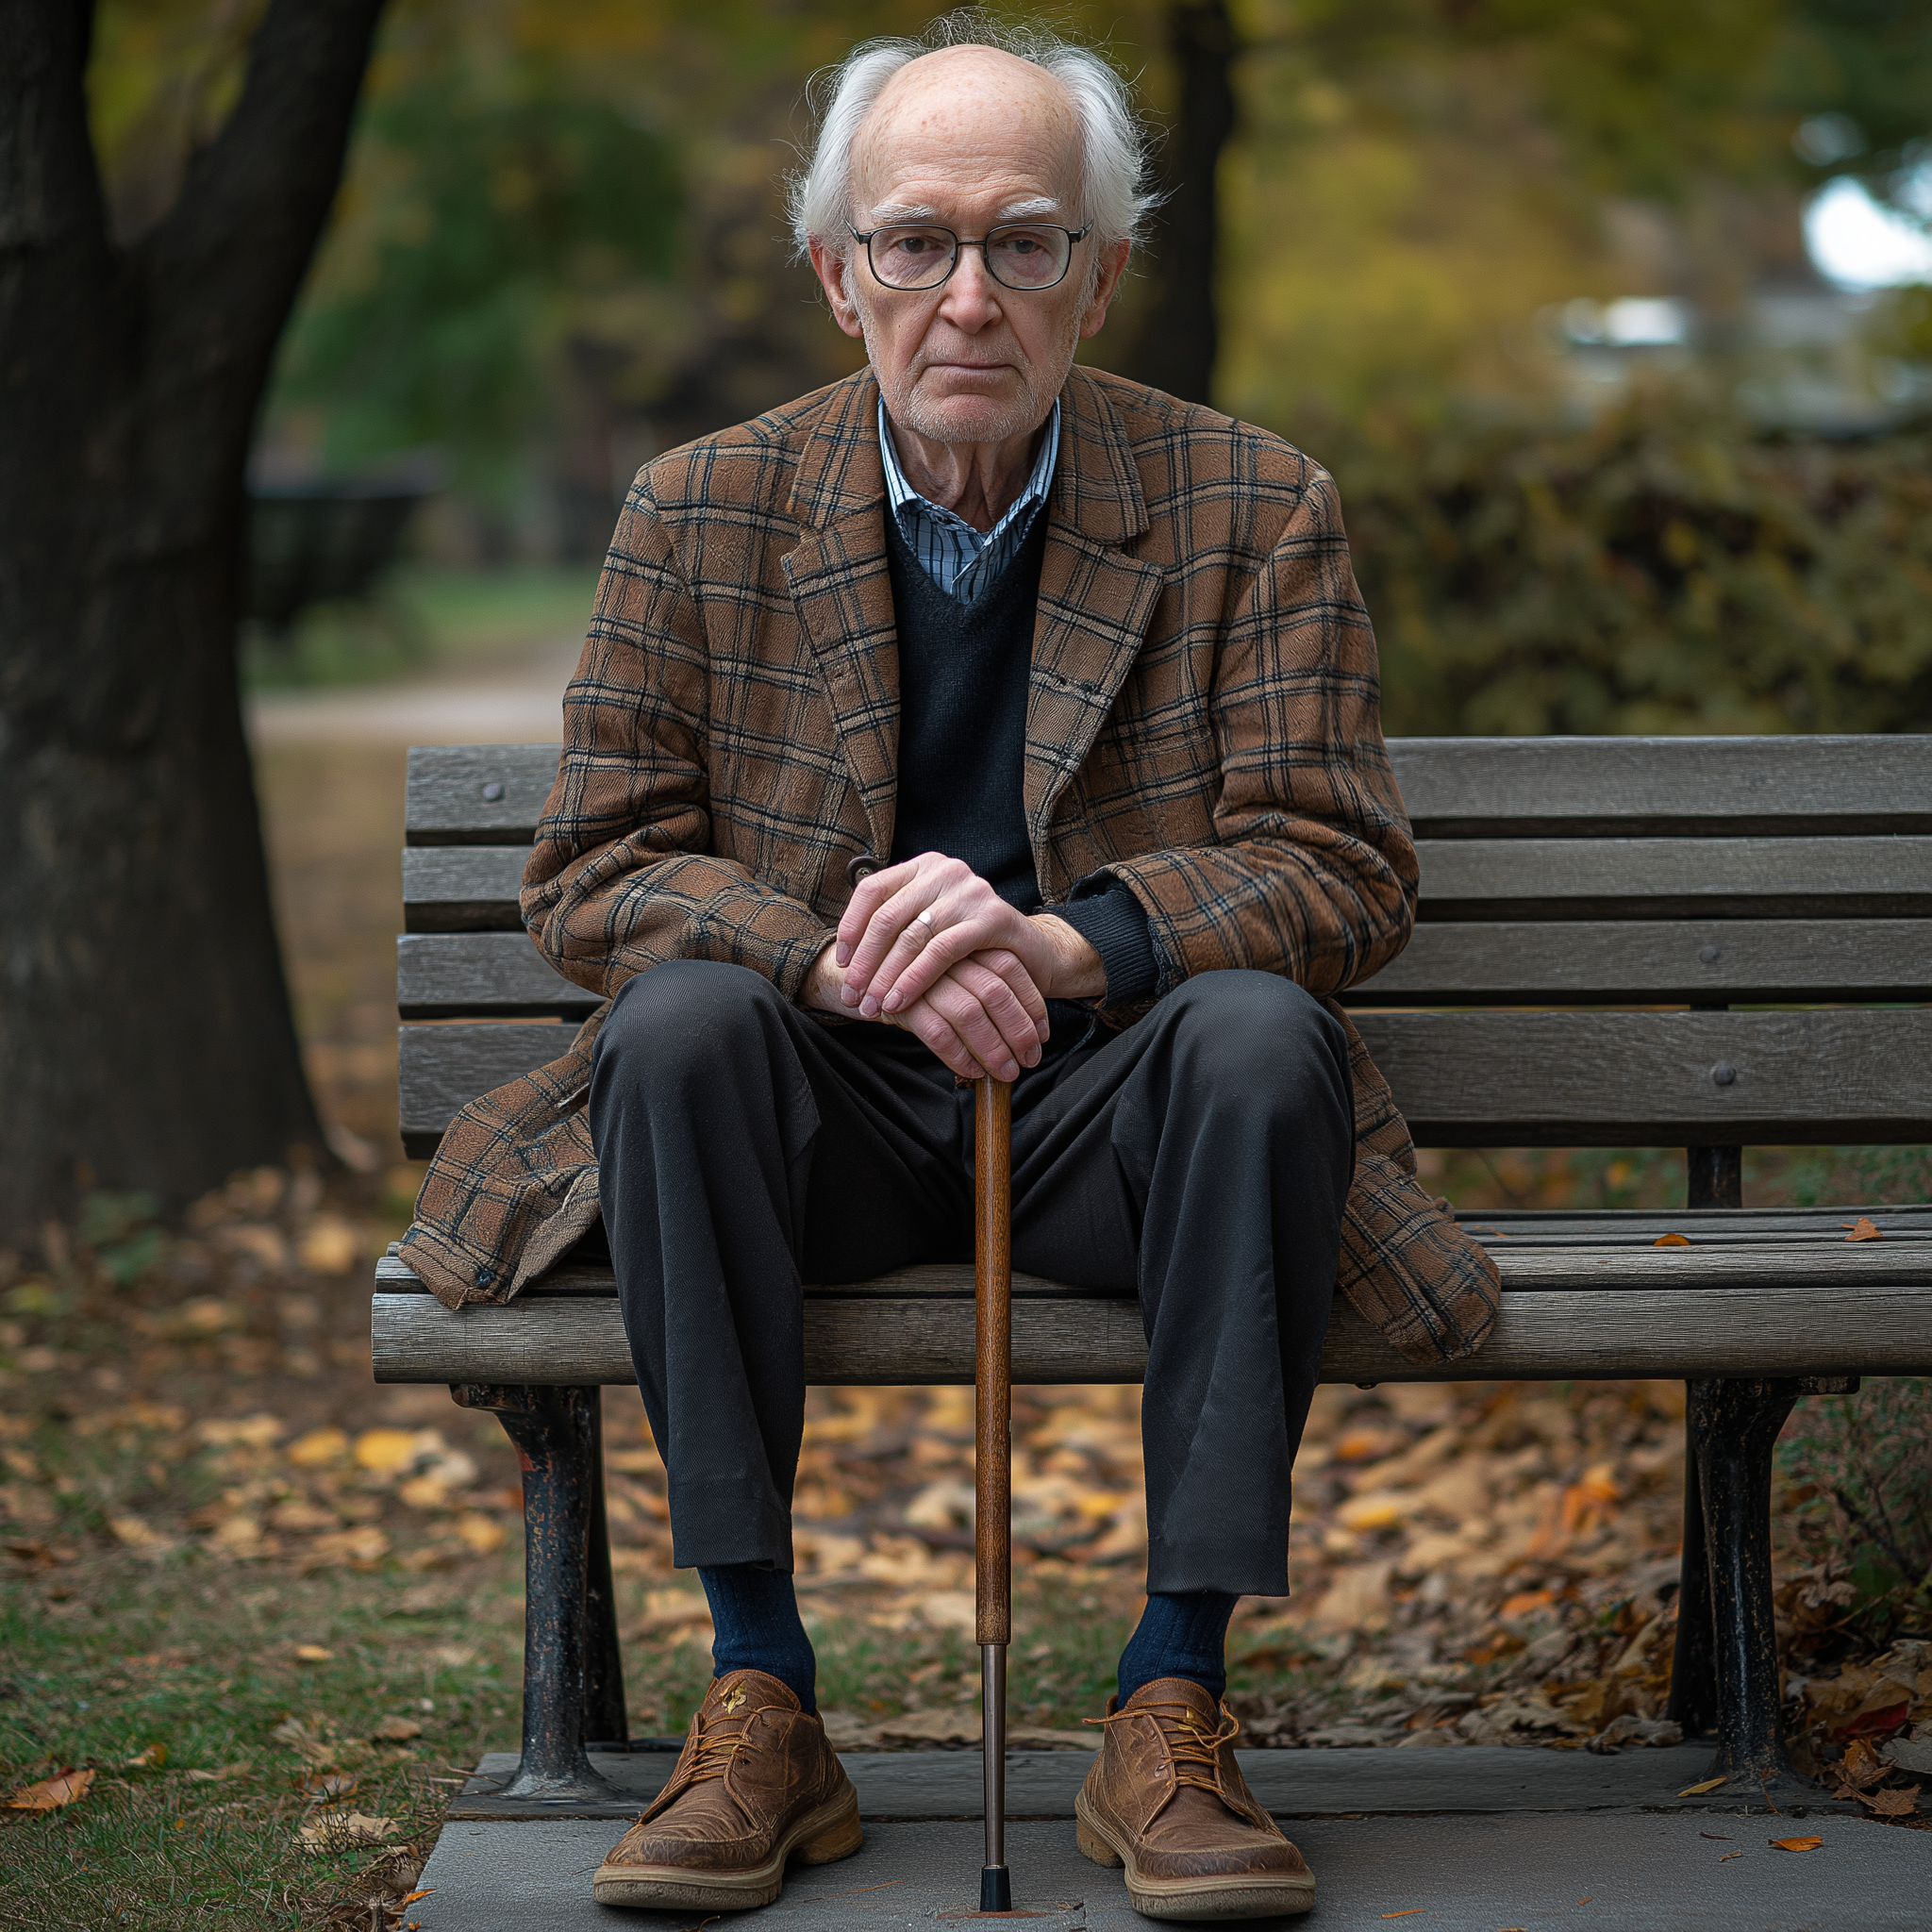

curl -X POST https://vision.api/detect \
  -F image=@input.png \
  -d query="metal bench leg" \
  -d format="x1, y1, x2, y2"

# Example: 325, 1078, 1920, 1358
582, 1391, 629, 1748
453, 1383, 621, 1801
1665, 1440, 1718, 1737
1683, 1376, 1801, 1792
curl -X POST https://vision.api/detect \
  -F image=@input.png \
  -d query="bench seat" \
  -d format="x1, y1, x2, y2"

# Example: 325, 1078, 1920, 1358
375, 1206, 1932, 1388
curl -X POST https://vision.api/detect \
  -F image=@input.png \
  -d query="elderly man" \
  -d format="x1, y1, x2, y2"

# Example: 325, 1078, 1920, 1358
403, 15, 1497, 1922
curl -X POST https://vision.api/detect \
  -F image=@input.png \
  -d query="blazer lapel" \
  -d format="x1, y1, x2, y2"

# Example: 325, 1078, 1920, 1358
1025, 368, 1168, 881
783, 372, 900, 864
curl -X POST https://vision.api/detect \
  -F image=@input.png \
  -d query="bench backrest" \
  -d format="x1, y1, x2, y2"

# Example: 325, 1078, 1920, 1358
397, 738, 1932, 1170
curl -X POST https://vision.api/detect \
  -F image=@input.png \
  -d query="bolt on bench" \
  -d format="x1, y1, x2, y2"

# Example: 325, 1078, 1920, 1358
375, 734, 1932, 1807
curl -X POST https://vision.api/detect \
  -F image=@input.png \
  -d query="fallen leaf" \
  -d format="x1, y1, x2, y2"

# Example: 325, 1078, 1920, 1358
354, 1428, 428, 1475
1719, 1852, 1742, 1861
125, 1743, 167, 1769
1379, 1914, 1425, 1921
1679, 1776, 1729, 1795
398, 1890, 434, 1907
1770, 1836, 1824, 1852
293, 1644, 333, 1663
1654, 1233, 1690, 1247
288, 1427, 350, 1467
1499, 1589, 1555, 1622
1843, 1218, 1881, 1242
451, 1513, 505, 1556
372, 1715, 423, 1742
296, 1215, 358, 1274
1864, 1784, 1919, 1818
297, 1773, 360, 1801
1699, 1833, 1731, 1840
183, 1762, 251, 1783
1839, 1700, 1910, 1740
297, 1809, 396, 1851
4, 1768, 95, 1810
108, 1514, 173, 1550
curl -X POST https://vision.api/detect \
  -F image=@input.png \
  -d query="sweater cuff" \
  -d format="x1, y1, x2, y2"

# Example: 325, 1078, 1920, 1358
1055, 880, 1158, 1005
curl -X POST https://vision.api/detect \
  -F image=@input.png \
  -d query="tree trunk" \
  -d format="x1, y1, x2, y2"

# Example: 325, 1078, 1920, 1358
1128, 0, 1238, 406
0, 0, 386, 1238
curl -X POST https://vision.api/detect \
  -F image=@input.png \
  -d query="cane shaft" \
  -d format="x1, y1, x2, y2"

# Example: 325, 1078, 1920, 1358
974, 1076, 1013, 1909
974, 1077, 1012, 1647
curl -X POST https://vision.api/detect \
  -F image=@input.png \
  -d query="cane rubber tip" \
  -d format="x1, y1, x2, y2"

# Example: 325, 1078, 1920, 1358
980, 1867, 1012, 1912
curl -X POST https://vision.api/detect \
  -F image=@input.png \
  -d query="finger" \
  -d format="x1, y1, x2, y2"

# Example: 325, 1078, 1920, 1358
867, 906, 1000, 1016
954, 951, 1049, 1043
895, 995, 987, 1082
844, 858, 968, 1006
925, 973, 1026, 1080
835, 857, 924, 966
943, 959, 1043, 1067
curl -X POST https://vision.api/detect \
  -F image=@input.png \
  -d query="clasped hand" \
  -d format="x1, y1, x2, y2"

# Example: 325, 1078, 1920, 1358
802, 853, 1104, 1082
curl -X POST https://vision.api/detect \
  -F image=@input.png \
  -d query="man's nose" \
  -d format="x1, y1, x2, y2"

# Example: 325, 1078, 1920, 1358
937, 246, 1005, 331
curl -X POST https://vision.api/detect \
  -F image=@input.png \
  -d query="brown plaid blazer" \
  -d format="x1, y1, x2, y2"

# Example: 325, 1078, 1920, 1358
402, 365, 1499, 1366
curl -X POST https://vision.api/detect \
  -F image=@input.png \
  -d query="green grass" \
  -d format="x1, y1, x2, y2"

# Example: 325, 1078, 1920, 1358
0, 1552, 525, 1930
242, 564, 601, 692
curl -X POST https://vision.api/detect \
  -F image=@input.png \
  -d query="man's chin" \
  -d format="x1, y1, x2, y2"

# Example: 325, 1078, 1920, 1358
896, 387, 1044, 447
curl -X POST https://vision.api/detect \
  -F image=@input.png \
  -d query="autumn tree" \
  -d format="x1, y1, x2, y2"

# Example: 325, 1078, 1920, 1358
0, 0, 387, 1235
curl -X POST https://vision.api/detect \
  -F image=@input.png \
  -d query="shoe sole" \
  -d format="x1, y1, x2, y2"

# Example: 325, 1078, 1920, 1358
1074, 1790, 1315, 1922
591, 1780, 863, 1909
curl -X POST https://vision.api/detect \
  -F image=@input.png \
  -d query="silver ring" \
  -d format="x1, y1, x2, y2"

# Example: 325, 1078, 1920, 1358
916, 909, 936, 929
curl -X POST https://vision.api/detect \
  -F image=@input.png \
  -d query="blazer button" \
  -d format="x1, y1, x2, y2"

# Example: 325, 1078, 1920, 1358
846, 852, 881, 886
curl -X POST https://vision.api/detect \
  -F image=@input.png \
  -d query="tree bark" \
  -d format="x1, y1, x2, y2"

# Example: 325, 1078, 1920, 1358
1127, 0, 1238, 407
0, 0, 386, 1237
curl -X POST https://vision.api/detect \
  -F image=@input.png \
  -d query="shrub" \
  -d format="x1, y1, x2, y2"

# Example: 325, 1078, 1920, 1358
1779, 1378, 1932, 1639
1311, 403, 1932, 739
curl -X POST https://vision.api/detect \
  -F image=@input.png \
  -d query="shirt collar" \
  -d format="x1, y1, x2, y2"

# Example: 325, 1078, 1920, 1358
877, 396, 1059, 542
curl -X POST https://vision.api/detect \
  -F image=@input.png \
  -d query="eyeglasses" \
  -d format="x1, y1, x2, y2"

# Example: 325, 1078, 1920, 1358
848, 222, 1091, 292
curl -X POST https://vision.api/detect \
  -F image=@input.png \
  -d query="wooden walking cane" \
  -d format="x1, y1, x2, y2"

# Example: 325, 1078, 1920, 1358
974, 1074, 1014, 1914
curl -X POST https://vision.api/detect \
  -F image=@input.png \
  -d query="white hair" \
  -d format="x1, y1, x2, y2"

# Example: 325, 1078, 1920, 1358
788, 10, 1158, 259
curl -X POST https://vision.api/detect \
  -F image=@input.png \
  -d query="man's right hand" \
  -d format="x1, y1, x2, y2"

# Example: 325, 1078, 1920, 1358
801, 941, 1047, 1083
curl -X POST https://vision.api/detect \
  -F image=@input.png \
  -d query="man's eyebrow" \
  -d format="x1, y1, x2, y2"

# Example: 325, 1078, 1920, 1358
997, 196, 1064, 221
864, 202, 941, 225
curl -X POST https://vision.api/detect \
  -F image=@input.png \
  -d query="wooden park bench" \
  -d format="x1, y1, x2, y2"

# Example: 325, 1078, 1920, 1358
373, 734, 1932, 1808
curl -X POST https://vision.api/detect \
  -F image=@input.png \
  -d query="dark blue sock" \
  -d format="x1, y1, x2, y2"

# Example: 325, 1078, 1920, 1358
698, 1564, 818, 1714
1116, 1590, 1239, 1707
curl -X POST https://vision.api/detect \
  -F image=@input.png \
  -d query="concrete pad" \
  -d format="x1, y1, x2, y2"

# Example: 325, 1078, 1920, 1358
414, 1810, 1932, 1931
450, 1745, 1857, 1823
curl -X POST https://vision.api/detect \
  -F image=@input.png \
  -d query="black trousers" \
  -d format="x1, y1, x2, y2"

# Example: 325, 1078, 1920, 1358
587, 960, 1352, 1597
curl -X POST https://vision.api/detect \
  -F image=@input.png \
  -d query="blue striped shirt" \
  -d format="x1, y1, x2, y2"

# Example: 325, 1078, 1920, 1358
878, 398, 1059, 605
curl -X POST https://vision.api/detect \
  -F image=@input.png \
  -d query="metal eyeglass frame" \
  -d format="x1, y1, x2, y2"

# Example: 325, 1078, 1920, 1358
847, 222, 1091, 292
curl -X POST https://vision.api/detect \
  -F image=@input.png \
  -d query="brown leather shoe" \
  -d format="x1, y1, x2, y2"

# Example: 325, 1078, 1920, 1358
591, 1669, 861, 1909
1076, 1676, 1315, 1921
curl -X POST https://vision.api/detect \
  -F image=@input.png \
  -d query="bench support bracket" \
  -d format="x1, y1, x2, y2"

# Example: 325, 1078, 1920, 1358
452, 1382, 626, 1800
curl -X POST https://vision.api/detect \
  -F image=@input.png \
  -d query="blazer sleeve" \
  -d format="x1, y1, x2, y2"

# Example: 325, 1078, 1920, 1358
519, 475, 836, 1001
1100, 464, 1418, 999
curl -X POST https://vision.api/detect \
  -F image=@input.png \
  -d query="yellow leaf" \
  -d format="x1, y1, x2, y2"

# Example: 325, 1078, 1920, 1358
297, 1215, 359, 1274
452, 1513, 506, 1556
1654, 1233, 1691, 1247
1843, 1218, 1881, 1242
354, 1428, 425, 1475
1770, 1836, 1824, 1852
1678, 1775, 1729, 1795
288, 1428, 350, 1468
293, 1643, 333, 1663
4, 1768, 94, 1810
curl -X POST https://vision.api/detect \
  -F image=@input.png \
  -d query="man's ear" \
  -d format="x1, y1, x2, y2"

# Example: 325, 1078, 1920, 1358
1079, 240, 1133, 341
808, 238, 865, 339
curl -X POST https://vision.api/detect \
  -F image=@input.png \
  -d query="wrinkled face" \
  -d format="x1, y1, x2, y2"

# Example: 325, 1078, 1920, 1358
809, 46, 1128, 446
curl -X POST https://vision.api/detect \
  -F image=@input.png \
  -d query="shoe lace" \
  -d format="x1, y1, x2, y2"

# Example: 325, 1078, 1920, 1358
683, 1701, 755, 1786
1088, 1700, 1241, 1797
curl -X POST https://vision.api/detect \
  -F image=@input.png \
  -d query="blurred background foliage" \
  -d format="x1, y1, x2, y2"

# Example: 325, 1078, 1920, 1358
84, 0, 1932, 730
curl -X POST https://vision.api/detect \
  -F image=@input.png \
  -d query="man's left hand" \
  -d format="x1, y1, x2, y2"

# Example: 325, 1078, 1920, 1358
837, 852, 1105, 1019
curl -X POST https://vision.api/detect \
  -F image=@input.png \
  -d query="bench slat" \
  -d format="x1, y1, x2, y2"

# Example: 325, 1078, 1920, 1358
400, 840, 1932, 936
371, 1284, 1932, 1387
396, 920, 1932, 1019
375, 1227, 1932, 1300
405, 738, 1932, 846
1389, 736, 1932, 839
398, 1009, 1932, 1155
